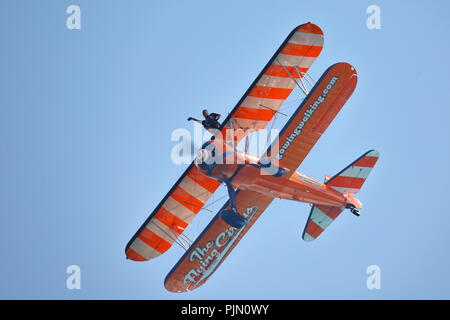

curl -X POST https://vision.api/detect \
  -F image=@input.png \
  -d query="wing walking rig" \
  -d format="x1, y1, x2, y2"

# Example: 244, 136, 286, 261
125, 22, 380, 292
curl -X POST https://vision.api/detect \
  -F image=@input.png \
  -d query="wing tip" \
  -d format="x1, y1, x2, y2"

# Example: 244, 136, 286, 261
296, 22, 323, 36
125, 247, 150, 262
366, 149, 380, 158
164, 275, 193, 293
302, 232, 315, 242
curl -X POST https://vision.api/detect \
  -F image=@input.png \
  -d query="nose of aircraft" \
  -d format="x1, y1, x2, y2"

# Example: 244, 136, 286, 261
195, 148, 211, 165
193, 139, 239, 178
194, 142, 217, 172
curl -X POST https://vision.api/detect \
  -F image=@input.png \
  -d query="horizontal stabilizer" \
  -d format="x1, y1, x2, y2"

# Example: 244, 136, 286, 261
302, 205, 344, 241
326, 150, 379, 194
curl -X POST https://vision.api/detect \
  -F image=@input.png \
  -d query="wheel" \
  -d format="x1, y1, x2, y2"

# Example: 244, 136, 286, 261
351, 209, 360, 217
219, 210, 248, 229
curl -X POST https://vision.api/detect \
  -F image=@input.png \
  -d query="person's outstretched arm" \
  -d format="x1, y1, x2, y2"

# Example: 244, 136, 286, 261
188, 117, 203, 124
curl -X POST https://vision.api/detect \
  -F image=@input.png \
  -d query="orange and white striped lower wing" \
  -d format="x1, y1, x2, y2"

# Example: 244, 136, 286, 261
220, 22, 324, 143
125, 165, 221, 261
326, 150, 380, 194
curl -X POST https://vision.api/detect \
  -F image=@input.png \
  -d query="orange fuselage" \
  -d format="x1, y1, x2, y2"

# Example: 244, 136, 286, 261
195, 148, 361, 209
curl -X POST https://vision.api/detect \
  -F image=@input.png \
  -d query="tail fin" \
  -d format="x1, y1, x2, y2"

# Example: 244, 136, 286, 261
302, 150, 379, 242
325, 150, 379, 194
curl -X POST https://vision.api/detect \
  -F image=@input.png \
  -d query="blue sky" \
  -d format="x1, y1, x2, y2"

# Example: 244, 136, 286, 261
0, 0, 449, 299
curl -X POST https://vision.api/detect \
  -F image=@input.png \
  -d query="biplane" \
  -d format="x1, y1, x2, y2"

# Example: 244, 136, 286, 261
125, 22, 379, 292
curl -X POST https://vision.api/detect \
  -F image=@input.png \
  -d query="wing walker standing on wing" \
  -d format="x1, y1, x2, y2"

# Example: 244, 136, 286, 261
188, 109, 221, 133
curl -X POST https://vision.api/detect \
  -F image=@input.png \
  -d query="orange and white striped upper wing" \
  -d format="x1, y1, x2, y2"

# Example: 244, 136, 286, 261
125, 165, 221, 261
220, 22, 324, 142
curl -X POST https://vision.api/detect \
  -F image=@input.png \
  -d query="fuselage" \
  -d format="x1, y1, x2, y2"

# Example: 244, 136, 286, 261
195, 141, 361, 209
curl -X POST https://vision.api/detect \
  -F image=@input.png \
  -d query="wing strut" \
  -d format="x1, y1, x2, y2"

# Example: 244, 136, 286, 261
259, 104, 288, 117
176, 193, 229, 251
264, 110, 278, 152
147, 219, 191, 251
294, 66, 316, 94
275, 58, 309, 95
177, 233, 192, 250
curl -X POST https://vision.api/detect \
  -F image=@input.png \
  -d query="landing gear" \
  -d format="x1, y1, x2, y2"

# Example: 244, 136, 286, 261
219, 179, 249, 229
346, 204, 360, 217
220, 209, 248, 229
